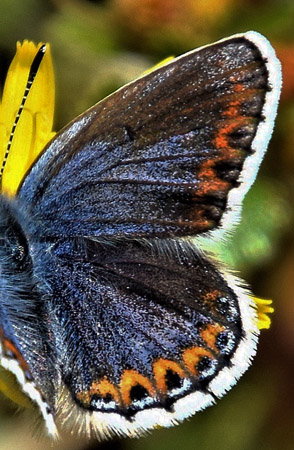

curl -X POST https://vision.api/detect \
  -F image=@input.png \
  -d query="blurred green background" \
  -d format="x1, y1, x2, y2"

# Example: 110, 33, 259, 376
0, 0, 293, 449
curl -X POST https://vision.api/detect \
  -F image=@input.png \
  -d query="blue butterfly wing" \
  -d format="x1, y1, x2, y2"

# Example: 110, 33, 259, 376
32, 238, 243, 418
0, 195, 255, 435
0, 32, 280, 437
17, 34, 278, 239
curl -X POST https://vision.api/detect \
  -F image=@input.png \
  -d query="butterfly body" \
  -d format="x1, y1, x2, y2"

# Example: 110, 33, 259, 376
0, 31, 281, 438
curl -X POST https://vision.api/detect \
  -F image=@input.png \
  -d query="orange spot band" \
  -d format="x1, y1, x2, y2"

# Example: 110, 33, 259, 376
153, 359, 185, 394
182, 346, 214, 375
201, 323, 225, 352
120, 370, 155, 407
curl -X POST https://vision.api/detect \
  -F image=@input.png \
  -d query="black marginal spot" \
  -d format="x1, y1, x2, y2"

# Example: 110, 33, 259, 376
242, 99, 264, 119
214, 161, 243, 184
216, 331, 236, 357
228, 127, 256, 150
229, 128, 251, 139
130, 384, 149, 402
165, 370, 182, 391
197, 356, 214, 372
206, 205, 223, 222
216, 332, 229, 350
103, 393, 114, 403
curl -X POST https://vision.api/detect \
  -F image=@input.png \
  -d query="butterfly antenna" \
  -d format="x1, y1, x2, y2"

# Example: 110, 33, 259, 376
0, 44, 47, 186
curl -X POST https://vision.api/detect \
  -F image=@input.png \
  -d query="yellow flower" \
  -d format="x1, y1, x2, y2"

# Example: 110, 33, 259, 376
142, 56, 175, 75
0, 40, 55, 408
0, 40, 55, 197
253, 297, 274, 330
0, 366, 33, 409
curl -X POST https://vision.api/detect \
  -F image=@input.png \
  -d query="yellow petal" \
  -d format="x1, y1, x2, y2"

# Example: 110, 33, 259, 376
253, 297, 274, 330
142, 56, 175, 76
0, 40, 55, 197
0, 366, 33, 409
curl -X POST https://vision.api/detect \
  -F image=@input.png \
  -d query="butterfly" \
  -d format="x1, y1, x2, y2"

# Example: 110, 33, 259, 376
0, 31, 281, 439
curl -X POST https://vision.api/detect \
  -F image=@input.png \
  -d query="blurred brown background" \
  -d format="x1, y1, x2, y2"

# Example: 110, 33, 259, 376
0, 1, 293, 449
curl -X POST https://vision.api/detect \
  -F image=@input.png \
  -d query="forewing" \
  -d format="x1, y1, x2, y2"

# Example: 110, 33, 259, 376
33, 239, 258, 436
18, 32, 281, 239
